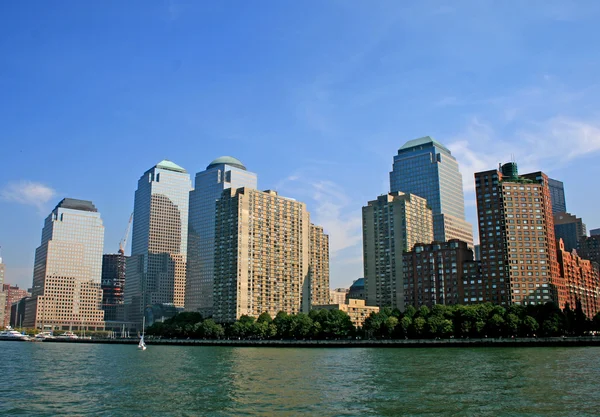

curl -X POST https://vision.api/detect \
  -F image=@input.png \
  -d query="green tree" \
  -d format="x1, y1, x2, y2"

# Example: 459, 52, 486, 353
522, 315, 539, 336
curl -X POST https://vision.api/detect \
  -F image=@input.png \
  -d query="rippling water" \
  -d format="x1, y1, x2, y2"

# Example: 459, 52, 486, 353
1, 342, 599, 416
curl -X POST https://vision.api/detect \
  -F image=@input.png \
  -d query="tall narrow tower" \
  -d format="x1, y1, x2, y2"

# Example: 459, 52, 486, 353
124, 160, 192, 324
23, 198, 105, 330
390, 136, 473, 247
185, 156, 257, 316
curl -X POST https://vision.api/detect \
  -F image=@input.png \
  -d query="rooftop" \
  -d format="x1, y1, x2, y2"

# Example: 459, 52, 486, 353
398, 136, 451, 154
156, 159, 187, 173
55, 198, 98, 212
207, 156, 246, 171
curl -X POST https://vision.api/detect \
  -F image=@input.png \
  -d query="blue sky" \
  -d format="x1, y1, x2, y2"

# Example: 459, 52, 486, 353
2, 1, 600, 290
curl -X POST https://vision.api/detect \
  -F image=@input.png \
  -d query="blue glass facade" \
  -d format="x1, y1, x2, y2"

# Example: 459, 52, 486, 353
185, 157, 258, 314
389, 137, 473, 246
548, 178, 567, 214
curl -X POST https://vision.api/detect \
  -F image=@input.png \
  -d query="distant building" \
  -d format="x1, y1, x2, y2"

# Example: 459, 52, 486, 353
101, 253, 127, 322
2, 284, 31, 327
475, 163, 563, 307
185, 156, 258, 316
213, 188, 329, 323
312, 299, 379, 329
474, 244, 481, 261
553, 212, 586, 252
578, 235, 600, 266
362, 192, 433, 310
0, 256, 5, 327
10, 297, 30, 328
590, 228, 600, 237
24, 198, 105, 330
402, 240, 475, 308
125, 160, 192, 326
330, 288, 348, 305
390, 136, 473, 247
557, 239, 600, 318
347, 278, 365, 302
548, 178, 567, 214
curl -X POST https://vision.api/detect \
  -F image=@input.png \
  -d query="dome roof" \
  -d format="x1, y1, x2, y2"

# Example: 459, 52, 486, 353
207, 156, 246, 171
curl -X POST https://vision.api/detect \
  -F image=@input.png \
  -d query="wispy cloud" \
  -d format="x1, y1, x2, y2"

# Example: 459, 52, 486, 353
1, 181, 56, 212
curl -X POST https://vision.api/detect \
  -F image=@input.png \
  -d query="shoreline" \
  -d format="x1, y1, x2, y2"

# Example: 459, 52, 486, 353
27, 336, 600, 348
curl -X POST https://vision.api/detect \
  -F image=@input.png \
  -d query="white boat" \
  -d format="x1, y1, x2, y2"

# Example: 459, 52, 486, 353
138, 317, 147, 350
57, 331, 79, 340
0, 326, 31, 341
34, 331, 55, 340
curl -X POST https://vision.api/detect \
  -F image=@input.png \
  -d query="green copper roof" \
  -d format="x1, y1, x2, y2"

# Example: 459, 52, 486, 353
207, 156, 246, 171
399, 136, 450, 153
156, 159, 187, 173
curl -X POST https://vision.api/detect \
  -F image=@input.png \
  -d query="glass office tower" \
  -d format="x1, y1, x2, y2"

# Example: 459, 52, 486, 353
390, 136, 473, 247
125, 160, 192, 324
548, 178, 567, 214
185, 156, 258, 316
23, 198, 105, 330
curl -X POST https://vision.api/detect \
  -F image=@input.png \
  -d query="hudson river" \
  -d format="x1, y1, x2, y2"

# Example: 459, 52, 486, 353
2, 342, 599, 416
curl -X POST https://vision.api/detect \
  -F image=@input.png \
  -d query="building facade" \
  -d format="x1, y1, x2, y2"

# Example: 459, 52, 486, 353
553, 212, 586, 253
590, 228, 600, 237
2, 284, 31, 327
0, 257, 5, 327
309, 225, 330, 306
185, 156, 258, 316
213, 188, 328, 323
347, 278, 365, 302
125, 160, 192, 325
330, 288, 348, 305
578, 235, 600, 266
548, 178, 567, 214
362, 192, 433, 310
24, 198, 105, 330
390, 136, 473, 247
556, 239, 600, 318
402, 240, 475, 308
475, 163, 564, 308
101, 253, 127, 322
312, 299, 379, 329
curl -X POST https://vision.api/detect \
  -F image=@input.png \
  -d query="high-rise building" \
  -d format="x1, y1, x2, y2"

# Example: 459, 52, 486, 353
124, 160, 192, 324
553, 212, 586, 252
185, 156, 258, 316
347, 278, 365, 302
556, 239, 600, 318
2, 284, 31, 327
548, 178, 567, 214
362, 192, 433, 310
0, 255, 5, 327
390, 136, 473, 247
402, 240, 476, 308
475, 163, 564, 308
590, 228, 600, 237
23, 198, 105, 330
309, 224, 330, 306
213, 188, 328, 323
101, 253, 127, 322
578, 235, 600, 266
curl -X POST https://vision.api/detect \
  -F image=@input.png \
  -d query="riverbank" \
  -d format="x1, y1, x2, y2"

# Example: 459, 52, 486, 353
39, 336, 600, 348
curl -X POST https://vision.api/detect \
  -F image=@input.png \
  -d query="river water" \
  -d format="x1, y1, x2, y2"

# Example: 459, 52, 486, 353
1, 342, 598, 416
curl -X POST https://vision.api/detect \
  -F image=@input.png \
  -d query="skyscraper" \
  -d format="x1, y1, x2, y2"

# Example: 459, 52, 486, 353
362, 192, 433, 310
390, 136, 473, 247
124, 160, 192, 324
548, 178, 567, 214
101, 253, 127, 322
185, 156, 257, 316
0, 255, 5, 327
553, 212, 586, 252
475, 163, 564, 307
23, 198, 105, 330
212, 188, 329, 323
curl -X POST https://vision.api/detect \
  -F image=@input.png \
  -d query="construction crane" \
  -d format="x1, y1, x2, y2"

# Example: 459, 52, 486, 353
118, 213, 133, 255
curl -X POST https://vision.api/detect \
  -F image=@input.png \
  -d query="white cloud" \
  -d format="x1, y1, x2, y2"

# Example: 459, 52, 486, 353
1, 181, 56, 212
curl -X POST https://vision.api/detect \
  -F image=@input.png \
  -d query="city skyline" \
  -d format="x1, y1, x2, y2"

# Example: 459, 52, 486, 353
3, 2, 600, 291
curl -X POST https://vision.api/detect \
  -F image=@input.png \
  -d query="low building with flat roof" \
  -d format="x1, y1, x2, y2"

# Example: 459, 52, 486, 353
312, 299, 379, 329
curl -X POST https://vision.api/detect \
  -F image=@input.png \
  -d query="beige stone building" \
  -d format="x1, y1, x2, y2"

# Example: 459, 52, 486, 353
24, 199, 105, 330
213, 188, 329, 323
362, 192, 433, 311
329, 288, 348, 305
313, 299, 380, 329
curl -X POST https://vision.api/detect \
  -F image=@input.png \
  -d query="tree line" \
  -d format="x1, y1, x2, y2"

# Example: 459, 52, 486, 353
145, 301, 600, 340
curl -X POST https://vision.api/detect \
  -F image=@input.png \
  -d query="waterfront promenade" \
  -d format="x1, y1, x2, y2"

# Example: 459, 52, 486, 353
41, 336, 600, 348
